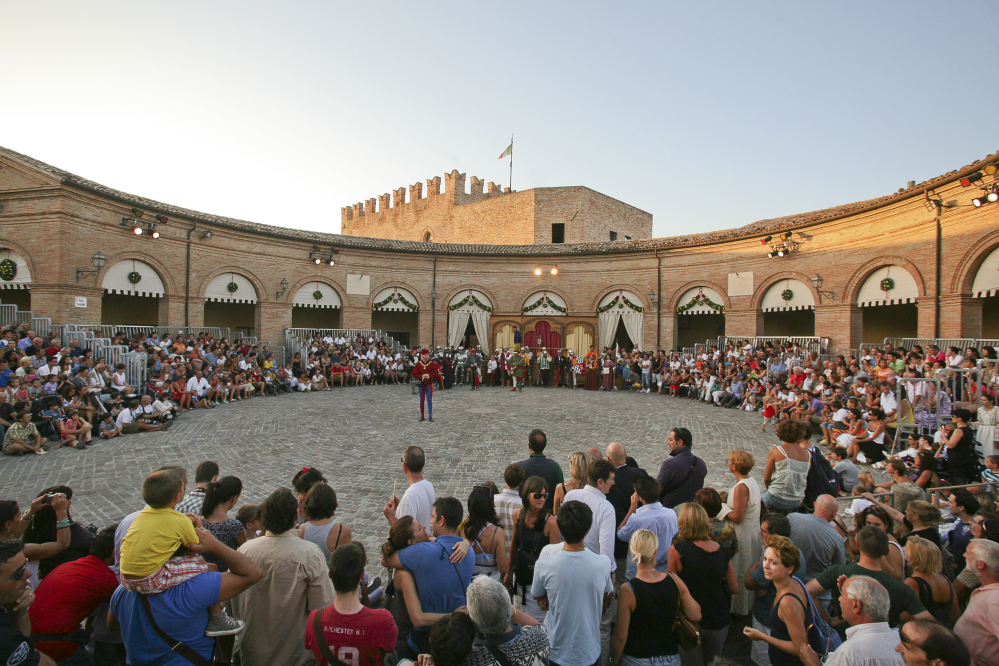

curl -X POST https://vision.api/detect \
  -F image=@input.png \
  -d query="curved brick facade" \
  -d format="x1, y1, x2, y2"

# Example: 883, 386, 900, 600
0, 145, 997, 351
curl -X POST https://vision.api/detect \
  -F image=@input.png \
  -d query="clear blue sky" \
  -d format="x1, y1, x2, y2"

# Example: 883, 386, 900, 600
2, 1, 997, 238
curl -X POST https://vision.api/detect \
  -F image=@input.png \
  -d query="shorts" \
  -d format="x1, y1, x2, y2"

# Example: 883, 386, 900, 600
120, 555, 208, 594
763, 416, 775, 424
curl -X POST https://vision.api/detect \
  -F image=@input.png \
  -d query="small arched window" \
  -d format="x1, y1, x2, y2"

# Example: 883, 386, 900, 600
423, 231, 433, 242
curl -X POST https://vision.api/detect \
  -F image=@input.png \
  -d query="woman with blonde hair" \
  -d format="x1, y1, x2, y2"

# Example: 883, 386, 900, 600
553, 451, 589, 513
611, 529, 701, 666
903, 535, 959, 626
668, 503, 738, 666
721, 449, 760, 616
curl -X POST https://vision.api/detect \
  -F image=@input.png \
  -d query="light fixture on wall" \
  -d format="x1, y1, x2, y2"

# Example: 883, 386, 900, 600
764, 231, 801, 258
534, 266, 559, 276
534, 267, 542, 276
276, 277, 289, 300
550, 266, 559, 275
76, 251, 107, 283
309, 245, 339, 266
200, 230, 214, 239
121, 216, 161, 238
810, 274, 835, 304
972, 187, 999, 207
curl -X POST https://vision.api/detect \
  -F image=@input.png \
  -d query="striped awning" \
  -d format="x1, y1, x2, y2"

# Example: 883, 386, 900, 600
102, 259, 165, 297
293, 282, 341, 309
205, 274, 258, 304
761, 279, 815, 312
972, 246, 999, 298
857, 265, 919, 307
0, 250, 31, 289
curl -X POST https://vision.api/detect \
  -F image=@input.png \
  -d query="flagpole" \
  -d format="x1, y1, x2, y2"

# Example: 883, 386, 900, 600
509, 134, 513, 191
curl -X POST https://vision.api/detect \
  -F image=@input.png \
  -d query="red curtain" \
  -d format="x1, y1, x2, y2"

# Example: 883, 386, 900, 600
526, 321, 561, 351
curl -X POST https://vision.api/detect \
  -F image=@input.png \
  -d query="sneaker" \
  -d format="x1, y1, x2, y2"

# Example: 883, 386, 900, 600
205, 611, 245, 637
367, 576, 382, 592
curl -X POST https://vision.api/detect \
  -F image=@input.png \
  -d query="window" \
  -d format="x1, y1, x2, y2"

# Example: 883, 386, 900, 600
551, 223, 565, 243
609, 231, 618, 241
423, 231, 432, 242
625, 235, 631, 241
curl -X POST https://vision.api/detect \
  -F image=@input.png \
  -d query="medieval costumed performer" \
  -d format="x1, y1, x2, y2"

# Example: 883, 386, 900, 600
414, 349, 443, 422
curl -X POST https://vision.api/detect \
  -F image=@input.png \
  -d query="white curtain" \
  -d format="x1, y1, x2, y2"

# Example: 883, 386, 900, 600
469, 310, 490, 348
621, 311, 645, 351
598, 312, 618, 351
448, 311, 470, 347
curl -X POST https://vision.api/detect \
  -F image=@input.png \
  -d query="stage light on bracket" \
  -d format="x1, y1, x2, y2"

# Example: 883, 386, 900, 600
534, 267, 542, 276
133, 226, 143, 235
150, 226, 160, 239
130, 208, 144, 218
960, 172, 984, 187
550, 266, 558, 275
155, 214, 168, 224
761, 236, 773, 244
984, 163, 998, 176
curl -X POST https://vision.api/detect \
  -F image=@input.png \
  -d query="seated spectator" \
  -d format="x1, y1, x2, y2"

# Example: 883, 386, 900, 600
201, 476, 247, 572
304, 542, 397, 666
0, 539, 56, 666
462, 485, 508, 582
23, 486, 93, 581
903, 536, 959, 626
2, 410, 44, 455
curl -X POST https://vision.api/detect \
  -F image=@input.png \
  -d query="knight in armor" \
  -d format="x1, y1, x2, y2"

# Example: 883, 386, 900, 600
538, 347, 552, 387
454, 346, 468, 386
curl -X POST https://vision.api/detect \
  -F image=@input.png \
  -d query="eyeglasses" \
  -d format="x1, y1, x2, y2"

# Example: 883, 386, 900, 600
532, 493, 549, 500
1, 559, 27, 583
897, 630, 920, 651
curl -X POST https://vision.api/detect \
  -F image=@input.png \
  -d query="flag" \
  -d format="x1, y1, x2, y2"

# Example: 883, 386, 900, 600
498, 143, 512, 159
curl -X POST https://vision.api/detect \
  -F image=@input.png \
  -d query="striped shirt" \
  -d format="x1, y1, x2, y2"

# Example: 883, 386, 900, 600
493, 488, 523, 548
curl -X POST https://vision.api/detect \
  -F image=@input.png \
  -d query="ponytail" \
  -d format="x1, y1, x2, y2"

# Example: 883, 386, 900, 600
201, 476, 243, 518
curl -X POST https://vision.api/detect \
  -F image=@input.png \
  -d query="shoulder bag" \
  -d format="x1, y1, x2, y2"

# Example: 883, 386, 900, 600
664, 572, 700, 652
137, 593, 215, 666
311, 609, 348, 666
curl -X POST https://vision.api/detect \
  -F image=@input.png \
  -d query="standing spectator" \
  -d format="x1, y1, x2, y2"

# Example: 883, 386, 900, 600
304, 543, 397, 666
616, 474, 678, 581
763, 421, 812, 513
0, 540, 54, 666
463, 576, 549, 665
386, 446, 435, 530
946, 490, 980, 572
554, 451, 590, 514
954, 539, 999, 666
697, 488, 739, 558
505, 477, 560, 622
493, 463, 524, 549
176, 461, 219, 516
744, 514, 803, 666
788, 495, 847, 599
231, 487, 335, 666
299, 483, 351, 565
656, 428, 707, 508
668, 502, 738, 666
516, 429, 564, 514
201, 476, 247, 572
798, 576, 903, 666
611, 529, 701, 666
531, 501, 614, 666
721, 449, 761, 616
463, 486, 508, 581
895, 621, 970, 666
28, 526, 118, 664
605, 442, 646, 583
943, 409, 976, 485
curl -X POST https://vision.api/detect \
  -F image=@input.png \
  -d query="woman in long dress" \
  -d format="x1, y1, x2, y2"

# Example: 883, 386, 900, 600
721, 449, 761, 616
977, 393, 997, 459
602, 354, 615, 391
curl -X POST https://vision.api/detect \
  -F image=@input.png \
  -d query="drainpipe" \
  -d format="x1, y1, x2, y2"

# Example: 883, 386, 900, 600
185, 221, 198, 327
655, 249, 662, 350
431, 255, 438, 348
934, 201, 942, 339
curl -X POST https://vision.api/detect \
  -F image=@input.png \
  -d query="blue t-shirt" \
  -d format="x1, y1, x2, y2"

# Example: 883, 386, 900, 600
398, 535, 474, 633
110, 572, 221, 666
0, 368, 12, 388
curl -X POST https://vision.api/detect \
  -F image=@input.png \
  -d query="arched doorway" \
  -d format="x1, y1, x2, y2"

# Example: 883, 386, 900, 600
856, 265, 918, 342
101, 259, 164, 325
972, 246, 999, 338
291, 282, 341, 329
565, 324, 593, 357
447, 290, 492, 348
0, 248, 31, 311
204, 273, 258, 337
372, 287, 420, 348
675, 287, 725, 349
597, 290, 645, 351
760, 279, 815, 336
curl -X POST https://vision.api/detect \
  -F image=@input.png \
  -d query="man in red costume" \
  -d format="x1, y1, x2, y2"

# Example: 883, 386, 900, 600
413, 349, 442, 422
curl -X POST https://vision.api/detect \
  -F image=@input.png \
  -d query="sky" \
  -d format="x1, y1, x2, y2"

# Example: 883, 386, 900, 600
2, 1, 998, 239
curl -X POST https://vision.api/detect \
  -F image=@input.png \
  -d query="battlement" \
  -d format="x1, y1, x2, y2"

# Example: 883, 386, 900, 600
340, 169, 513, 225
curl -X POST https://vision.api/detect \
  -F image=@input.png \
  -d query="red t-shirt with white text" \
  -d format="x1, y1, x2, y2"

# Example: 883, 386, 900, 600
304, 605, 398, 666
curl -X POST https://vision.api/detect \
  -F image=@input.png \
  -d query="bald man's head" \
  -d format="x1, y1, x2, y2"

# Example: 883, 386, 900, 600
814, 494, 838, 519
606, 442, 626, 465
586, 447, 602, 460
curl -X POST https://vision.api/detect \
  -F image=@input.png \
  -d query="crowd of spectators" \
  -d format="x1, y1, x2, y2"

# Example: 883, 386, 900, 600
3, 421, 999, 666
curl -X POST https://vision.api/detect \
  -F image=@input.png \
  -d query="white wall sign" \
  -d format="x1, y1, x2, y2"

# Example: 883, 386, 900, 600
728, 272, 754, 296
346, 274, 370, 295
75, 297, 87, 308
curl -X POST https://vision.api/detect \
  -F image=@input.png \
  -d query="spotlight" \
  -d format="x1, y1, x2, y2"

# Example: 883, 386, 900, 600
783, 231, 793, 240
762, 236, 773, 244
155, 214, 168, 224
550, 266, 558, 275
960, 173, 984, 187
777, 249, 785, 257
315, 258, 322, 264
972, 190, 999, 207
985, 164, 998, 176
130, 208, 143, 218
133, 226, 143, 235
534, 267, 542, 276
768, 251, 775, 258
329, 260, 335, 266
151, 228, 160, 239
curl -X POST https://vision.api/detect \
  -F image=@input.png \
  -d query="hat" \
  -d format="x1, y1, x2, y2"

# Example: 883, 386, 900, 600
503, 346, 508, 350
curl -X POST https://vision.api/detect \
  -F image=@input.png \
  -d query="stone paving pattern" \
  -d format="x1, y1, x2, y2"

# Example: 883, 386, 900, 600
0, 384, 780, 573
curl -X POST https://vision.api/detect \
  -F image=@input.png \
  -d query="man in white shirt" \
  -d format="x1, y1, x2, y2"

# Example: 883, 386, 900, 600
186, 371, 211, 408
384, 445, 436, 530
563, 457, 617, 664
115, 399, 164, 433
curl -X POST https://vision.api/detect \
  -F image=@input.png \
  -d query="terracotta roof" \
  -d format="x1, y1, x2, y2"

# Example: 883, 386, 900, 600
1, 144, 996, 257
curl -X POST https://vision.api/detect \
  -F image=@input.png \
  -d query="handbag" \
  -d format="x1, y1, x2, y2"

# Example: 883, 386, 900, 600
791, 576, 842, 657
665, 573, 701, 652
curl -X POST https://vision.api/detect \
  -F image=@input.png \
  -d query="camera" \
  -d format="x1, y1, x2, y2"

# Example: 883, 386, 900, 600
41, 493, 55, 505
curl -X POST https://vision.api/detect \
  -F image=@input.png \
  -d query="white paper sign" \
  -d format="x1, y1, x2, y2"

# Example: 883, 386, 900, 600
75, 297, 88, 308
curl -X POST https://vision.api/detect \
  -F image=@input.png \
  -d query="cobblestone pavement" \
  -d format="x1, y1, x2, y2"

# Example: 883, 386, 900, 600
0, 384, 780, 568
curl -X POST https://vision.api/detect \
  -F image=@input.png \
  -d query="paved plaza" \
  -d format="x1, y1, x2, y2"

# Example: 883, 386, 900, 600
0, 384, 780, 565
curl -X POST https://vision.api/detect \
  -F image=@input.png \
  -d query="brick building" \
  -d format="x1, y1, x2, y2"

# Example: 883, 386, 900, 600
0, 143, 997, 353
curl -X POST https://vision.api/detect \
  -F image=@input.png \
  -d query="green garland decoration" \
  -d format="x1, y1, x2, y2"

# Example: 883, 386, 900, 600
227, 281, 239, 293
313, 290, 323, 300
522, 294, 567, 314
447, 294, 494, 313
596, 293, 644, 313
781, 289, 793, 301
880, 277, 894, 292
128, 271, 143, 285
675, 294, 725, 314
372, 291, 419, 311
0, 259, 17, 282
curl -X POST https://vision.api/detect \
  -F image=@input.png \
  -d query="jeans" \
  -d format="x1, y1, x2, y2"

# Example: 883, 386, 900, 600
761, 490, 802, 513
679, 625, 728, 666
621, 654, 680, 666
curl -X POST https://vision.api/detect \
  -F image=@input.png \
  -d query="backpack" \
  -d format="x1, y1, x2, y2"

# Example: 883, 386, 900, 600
804, 445, 839, 505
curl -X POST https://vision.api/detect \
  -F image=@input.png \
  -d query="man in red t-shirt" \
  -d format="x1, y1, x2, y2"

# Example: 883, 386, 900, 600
412, 350, 442, 422
29, 525, 119, 663
305, 543, 396, 666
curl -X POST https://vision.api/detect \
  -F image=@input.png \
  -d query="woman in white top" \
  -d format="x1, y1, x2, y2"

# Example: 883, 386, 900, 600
721, 449, 761, 615
110, 362, 134, 395
762, 421, 811, 513
977, 393, 997, 459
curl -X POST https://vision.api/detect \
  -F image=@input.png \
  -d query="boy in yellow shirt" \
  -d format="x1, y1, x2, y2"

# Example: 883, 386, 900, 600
119, 469, 243, 636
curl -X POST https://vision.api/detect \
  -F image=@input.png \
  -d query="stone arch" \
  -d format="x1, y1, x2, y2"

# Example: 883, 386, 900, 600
490, 318, 522, 352
97, 251, 177, 296
751, 271, 822, 311
198, 266, 264, 302
368, 281, 423, 310
0, 238, 41, 286
287, 276, 345, 305
443, 284, 499, 311
844, 257, 926, 305
952, 230, 999, 295
590, 284, 648, 313
667, 279, 731, 312
421, 228, 434, 243
515, 284, 572, 313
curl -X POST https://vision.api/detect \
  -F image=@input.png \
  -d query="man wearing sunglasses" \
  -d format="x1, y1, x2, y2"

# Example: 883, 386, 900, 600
0, 539, 54, 666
